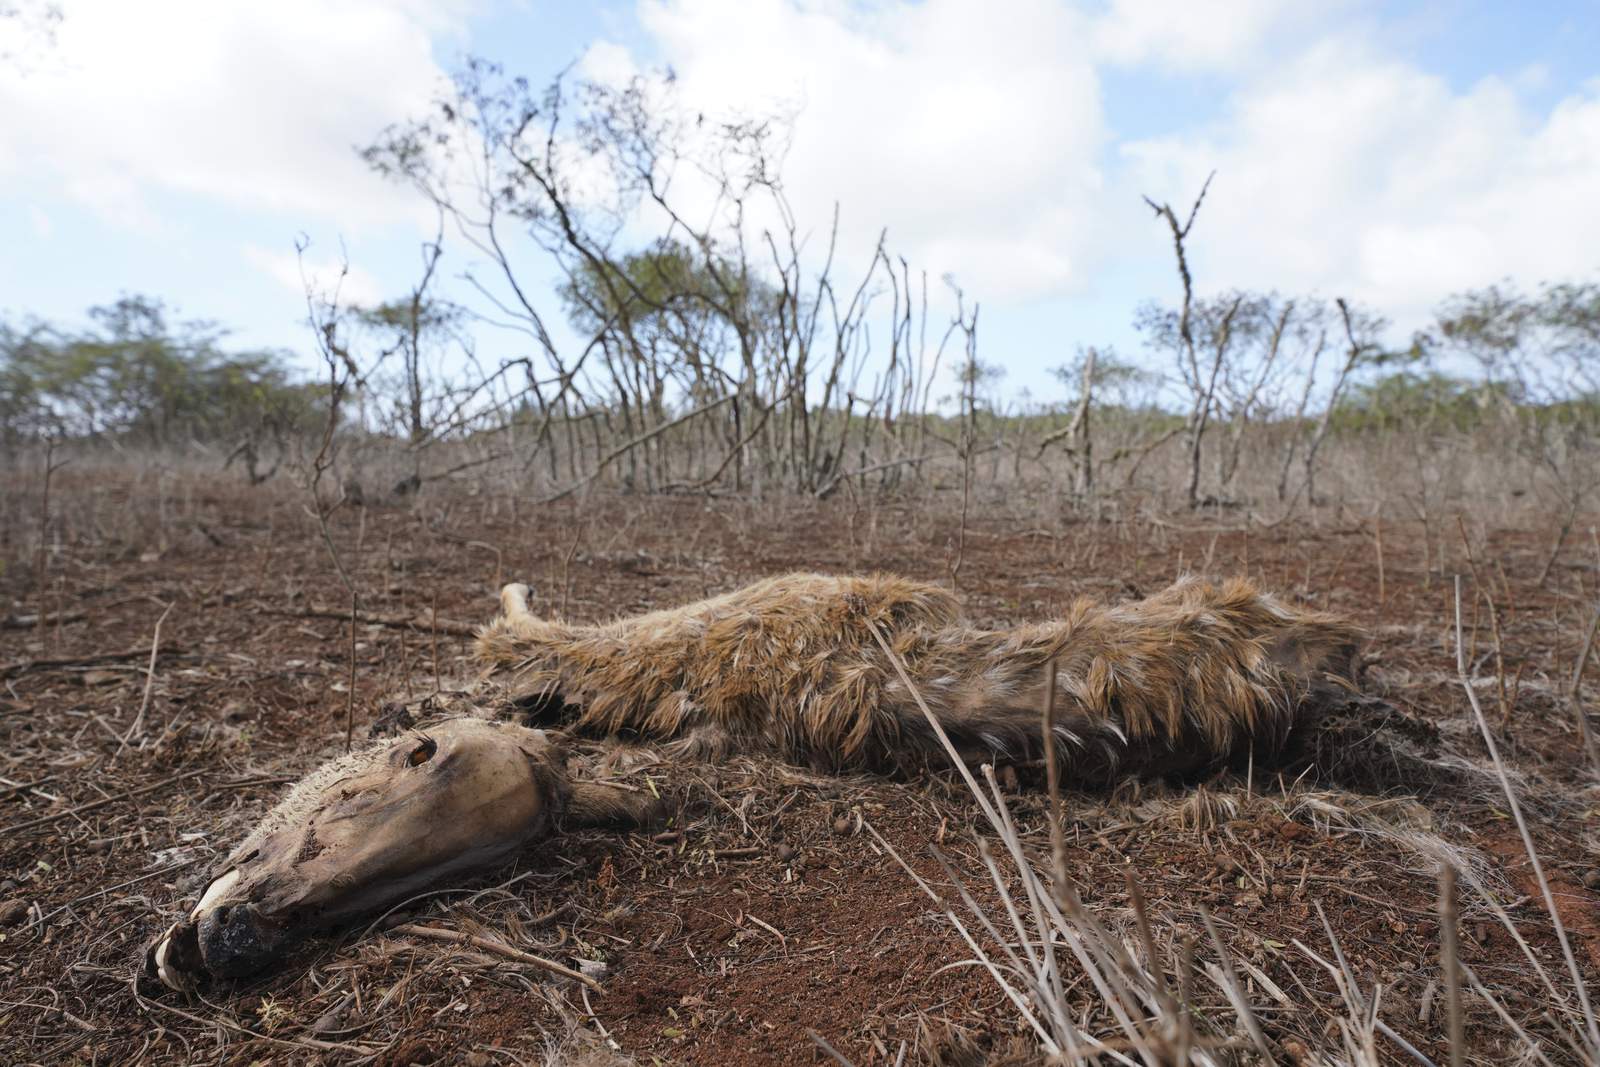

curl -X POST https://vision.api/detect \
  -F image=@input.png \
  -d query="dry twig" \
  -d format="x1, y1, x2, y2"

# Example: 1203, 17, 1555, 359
387, 922, 601, 990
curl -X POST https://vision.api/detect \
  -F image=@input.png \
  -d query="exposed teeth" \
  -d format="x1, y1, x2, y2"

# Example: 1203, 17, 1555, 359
153, 923, 187, 992
151, 868, 238, 995
190, 868, 240, 920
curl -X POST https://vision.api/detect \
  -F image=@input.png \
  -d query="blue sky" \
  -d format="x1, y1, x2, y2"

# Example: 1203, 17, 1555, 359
2, 0, 1597, 404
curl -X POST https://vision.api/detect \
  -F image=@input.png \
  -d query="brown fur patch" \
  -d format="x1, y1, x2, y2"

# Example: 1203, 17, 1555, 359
475, 573, 1364, 783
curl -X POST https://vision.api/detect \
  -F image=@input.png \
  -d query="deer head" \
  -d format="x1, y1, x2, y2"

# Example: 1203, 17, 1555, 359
146, 718, 649, 991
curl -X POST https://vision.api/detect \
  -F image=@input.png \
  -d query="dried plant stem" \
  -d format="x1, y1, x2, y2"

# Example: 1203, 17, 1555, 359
345, 594, 357, 752
1457, 519, 1516, 729
1374, 514, 1386, 618
560, 524, 584, 618
1453, 574, 1599, 1050
1569, 595, 1600, 780
388, 922, 600, 990
1199, 908, 1273, 1060
867, 624, 998, 828
1536, 499, 1578, 589
1439, 865, 1465, 1067
113, 600, 174, 759
430, 590, 442, 697
806, 1029, 857, 1066
0, 645, 184, 679
1038, 657, 1068, 902
34, 438, 66, 649
1174, 935, 1196, 1067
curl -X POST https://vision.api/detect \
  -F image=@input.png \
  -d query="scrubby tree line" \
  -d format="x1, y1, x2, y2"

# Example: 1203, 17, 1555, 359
2, 58, 1596, 517
0, 296, 326, 481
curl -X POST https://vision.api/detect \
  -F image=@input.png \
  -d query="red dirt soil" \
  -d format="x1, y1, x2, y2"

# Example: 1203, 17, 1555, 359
2, 474, 1598, 1064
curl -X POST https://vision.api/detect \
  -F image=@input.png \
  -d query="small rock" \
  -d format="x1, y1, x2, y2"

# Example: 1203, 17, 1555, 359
1582, 869, 1600, 892
774, 843, 796, 862
1276, 820, 1310, 842
832, 814, 853, 836
310, 1002, 348, 1036
0, 899, 30, 926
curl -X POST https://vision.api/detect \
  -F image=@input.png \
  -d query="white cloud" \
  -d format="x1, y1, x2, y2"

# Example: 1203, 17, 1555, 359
0, 0, 465, 230
7, 0, 1595, 367
245, 243, 385, 308
1091, 0, 1307, 72
1120, 38, 1600, 327
590, 0, 1107, 303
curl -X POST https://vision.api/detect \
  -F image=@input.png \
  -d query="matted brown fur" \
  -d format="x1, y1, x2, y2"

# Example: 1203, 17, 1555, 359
475, 573, 1364, 782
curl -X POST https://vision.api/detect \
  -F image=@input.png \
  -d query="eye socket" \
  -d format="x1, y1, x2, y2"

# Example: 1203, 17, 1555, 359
406, 736, 437, 767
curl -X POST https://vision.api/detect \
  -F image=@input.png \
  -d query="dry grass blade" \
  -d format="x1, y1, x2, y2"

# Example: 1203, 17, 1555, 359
867, 628, 1266, 1067
1373, 1017, 1439, 1067
1453, 575, 1600, 1055
868, 621, 1001, 828
862, 817, 1065, 1055
1460, 964, 1560, 1067
1197, 908, 1272, 1061
387, 923, 601, 989
808, 1028, 859, 1066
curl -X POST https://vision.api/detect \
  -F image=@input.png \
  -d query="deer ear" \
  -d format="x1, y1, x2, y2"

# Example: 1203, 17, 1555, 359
563, 782, 662, 831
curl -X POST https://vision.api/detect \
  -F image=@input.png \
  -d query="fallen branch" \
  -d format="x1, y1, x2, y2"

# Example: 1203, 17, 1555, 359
814, 454, 932, 500
538, 393, 735, 505
1, 769, 205, 835
387, 922, 601, 990
263, 605, 477, 638
0, 646, 189, 679
1, 610, 86, 631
